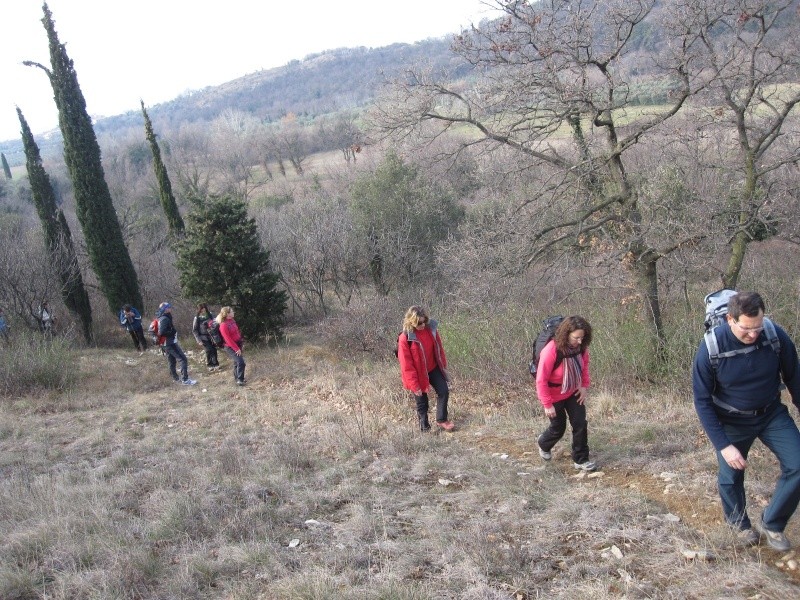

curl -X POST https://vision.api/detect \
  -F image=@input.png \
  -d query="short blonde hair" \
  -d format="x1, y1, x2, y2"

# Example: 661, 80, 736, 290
216, 306, 232, 324
402, 305, 428, 333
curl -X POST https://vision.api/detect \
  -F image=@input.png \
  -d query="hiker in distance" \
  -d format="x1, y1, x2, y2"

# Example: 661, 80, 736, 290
38, 300, 55, 336
535, 315, 596, 472
398, 305, 454, 432
217, 306, 246, 386
119, 304, 148, 353
0, 307, 9, 343
693, 291, 800, 551
192, 303, 220, 371
156, 302, 196, 386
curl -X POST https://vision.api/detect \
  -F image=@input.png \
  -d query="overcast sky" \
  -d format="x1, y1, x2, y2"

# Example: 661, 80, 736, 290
0, 0, 501, 142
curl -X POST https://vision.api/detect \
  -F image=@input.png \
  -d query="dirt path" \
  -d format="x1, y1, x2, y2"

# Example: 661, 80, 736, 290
460, 422, 800, 584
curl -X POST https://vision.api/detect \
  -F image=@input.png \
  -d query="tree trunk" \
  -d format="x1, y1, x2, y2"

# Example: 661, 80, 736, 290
721, 157, 757, 290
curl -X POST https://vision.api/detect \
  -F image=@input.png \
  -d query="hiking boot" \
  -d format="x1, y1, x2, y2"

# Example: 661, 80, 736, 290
436, 421, 455, 432
236, 379, 246, 386
573, 460, 597, 472
537, 435, 551, 461
181, 378, 197, 386
754, 518, 791, 551
419, 416, 431, 431
735, 527, 759, 547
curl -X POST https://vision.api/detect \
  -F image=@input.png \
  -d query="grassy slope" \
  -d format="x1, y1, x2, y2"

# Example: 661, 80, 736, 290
1, 330, 800, 599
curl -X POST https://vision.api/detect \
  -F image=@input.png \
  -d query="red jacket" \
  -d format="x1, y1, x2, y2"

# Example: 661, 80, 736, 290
535, 340, 591, 409
219, 318, 243, 353
398, 320, 448, 394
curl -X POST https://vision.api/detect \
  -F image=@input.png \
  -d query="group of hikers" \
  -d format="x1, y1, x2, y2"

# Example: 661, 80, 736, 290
398, 292, 800, 552
118, 302, 246, 387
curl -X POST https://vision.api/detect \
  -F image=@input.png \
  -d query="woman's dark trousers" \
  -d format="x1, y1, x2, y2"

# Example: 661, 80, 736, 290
538, 392, 589, 463
415, 366, 449, 429
224, 346, 246, 382
201, 339, 219, 367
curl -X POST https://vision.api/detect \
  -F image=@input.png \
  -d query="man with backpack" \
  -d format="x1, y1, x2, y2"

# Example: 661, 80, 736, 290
693, 291, 800, 550
119, 304, 147, 353
156, 302, 196, 386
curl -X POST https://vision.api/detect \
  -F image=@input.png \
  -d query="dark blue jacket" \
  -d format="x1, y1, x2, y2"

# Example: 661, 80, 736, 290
692, 321, 800, 450
119, 306, 143, 332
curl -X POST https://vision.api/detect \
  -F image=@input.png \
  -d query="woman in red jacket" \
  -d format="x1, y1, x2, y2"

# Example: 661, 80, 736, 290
398, 306, 454, 432
535, 315, 595, 471
217, 306, 246, 386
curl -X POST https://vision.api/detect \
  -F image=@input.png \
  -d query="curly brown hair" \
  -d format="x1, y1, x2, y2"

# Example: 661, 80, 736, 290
553, 316, 592, 354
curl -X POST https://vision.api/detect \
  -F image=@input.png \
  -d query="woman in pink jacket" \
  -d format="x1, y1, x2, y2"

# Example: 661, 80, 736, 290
535, 315, 595, 471
217, 306, 246, 386
398, 306, 454, 432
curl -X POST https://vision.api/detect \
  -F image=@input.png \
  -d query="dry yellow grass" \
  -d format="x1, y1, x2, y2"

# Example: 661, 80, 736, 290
2, 329, 800, 599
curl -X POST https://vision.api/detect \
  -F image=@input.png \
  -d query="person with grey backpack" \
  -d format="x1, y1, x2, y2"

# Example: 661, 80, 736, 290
693, 291, 800, 550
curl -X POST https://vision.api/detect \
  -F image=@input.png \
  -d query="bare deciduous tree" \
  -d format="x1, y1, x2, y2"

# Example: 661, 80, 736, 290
318, 111, 364, 163
259, 197, 365, 317
679, 0, 800, 288
371, 0, 705, 349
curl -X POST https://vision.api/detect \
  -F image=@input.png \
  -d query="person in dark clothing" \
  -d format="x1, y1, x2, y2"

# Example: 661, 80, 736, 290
693, 291, 800, 551
192, 303, 219, 371
156, 302, 196, 386
119, 304, 147, 352
0, 307, 10, 343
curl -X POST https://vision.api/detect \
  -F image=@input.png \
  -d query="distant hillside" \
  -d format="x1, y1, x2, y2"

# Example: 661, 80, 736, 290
0, 37, 467, 166
158, 41, 470, 124
6, 0, 797, 166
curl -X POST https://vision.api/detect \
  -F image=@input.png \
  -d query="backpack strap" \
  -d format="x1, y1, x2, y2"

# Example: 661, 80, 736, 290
703, 327, 722, 371
762, 317, 781, 356
704, 317, 781, 371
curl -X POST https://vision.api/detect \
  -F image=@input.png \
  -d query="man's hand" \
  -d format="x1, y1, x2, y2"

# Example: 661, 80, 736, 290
544, 406, 556, 418
721, 445, 747, 470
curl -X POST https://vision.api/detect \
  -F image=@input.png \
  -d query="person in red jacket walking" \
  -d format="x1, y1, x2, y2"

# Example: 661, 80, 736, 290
217, 306, 246, 386
535, 315, 596, 471
398, 306, 454, 432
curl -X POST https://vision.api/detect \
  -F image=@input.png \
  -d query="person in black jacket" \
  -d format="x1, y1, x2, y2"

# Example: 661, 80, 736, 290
693, 291, 800, 551
192, 303, 219, 371
157, 302, 196, 386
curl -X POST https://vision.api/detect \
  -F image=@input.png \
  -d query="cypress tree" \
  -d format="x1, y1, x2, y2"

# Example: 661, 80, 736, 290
17, 107, 93, 343
24, 3, 142, 314
141, 100, 184, 234
176, 195, 286, 340
0, 153, 11, 179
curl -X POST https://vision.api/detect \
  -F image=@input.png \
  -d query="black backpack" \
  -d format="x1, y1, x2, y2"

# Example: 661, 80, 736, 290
206, 318, 225, 348
529, 315, 564, 377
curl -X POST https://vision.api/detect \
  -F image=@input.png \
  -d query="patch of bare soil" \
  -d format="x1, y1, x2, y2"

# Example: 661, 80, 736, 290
455, 391, 800, 586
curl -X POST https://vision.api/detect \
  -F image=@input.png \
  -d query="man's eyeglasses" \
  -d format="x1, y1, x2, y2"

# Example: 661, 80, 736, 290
732, 320, 764, 334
